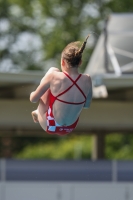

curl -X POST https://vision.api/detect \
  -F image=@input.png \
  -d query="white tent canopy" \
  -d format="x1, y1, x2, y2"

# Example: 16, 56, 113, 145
85, 13, 133, 90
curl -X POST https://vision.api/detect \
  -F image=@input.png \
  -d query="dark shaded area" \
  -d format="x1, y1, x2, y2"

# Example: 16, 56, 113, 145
0, 137, 58, 158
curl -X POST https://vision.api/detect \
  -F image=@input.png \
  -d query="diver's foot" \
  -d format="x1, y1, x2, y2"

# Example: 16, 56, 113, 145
31, 111, 39, 123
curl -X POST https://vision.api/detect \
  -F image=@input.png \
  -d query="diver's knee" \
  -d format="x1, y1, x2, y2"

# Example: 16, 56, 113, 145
40, 67, 60, 84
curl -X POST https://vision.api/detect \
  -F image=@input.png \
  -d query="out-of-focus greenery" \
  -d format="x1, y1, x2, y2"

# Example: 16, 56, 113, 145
1, 0, 133, 72
105, 134, 133, 160
0, 0, 98, 72
15, 135, 92, 159
14, 134, 133, 160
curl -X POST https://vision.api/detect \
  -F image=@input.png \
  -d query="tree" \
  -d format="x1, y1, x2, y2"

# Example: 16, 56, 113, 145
0, 0, 44, 71
0, 0, 102, 72
0, 0, 133, 72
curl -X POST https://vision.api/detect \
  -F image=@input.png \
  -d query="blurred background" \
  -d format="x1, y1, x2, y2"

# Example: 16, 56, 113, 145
0, 0, 133, 200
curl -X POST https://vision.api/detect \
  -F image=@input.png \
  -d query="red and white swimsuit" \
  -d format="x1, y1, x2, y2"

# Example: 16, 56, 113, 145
46, 72, 86, 136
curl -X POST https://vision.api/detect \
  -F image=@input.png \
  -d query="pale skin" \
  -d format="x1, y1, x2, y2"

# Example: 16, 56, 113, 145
30, 58, 92, 131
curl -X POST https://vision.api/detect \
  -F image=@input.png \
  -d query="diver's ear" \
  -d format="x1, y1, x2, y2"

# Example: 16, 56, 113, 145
61, 59, 65, 67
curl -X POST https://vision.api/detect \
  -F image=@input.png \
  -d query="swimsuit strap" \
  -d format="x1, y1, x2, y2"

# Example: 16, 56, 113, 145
55, 72, 86, 105
63, 72, 86, 99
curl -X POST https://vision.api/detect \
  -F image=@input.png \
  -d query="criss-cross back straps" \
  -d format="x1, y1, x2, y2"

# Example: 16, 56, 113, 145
55, 72, 86, 105
63, 72, 86, 99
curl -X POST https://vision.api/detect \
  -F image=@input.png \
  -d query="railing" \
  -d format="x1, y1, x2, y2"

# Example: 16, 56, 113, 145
0, 159, 133, 182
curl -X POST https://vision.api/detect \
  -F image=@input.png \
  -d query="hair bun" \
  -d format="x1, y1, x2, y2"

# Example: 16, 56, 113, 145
75, 34, 90, 56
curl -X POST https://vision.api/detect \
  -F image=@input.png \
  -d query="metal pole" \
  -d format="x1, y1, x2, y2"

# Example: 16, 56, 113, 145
0, 159, 6, 200
112, 160, 117, 182
104, 17, 110, 73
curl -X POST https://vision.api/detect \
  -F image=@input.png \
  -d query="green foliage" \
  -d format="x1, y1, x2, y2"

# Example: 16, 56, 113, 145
15, 135, 92, 159
12, 133, 133, 160
0, 0, 108, 71
105, 134, 133, 160
1, 0, 133, 72
107, 0, 133, 12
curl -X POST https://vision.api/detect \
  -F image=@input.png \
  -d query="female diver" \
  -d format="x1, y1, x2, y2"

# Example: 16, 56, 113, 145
30, 35, 92, 135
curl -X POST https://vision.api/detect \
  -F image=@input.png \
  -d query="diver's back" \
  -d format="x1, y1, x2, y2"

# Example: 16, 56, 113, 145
50, 71, 90, 125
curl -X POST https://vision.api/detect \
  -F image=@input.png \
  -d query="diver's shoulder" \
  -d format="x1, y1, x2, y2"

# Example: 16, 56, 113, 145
82, 73, 91, 81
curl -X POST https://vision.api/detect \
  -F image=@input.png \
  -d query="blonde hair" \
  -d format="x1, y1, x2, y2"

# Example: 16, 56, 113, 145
62, 34, 89, 67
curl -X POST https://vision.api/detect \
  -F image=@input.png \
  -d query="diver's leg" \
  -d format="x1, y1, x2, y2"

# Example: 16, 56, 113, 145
31, 89, 50, 123
31, 67, 60, 124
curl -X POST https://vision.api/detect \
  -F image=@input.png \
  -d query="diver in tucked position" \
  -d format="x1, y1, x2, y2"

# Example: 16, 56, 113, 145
30, 35, 92, 135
